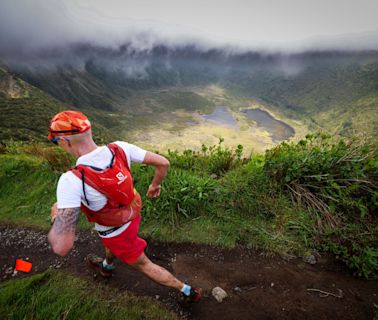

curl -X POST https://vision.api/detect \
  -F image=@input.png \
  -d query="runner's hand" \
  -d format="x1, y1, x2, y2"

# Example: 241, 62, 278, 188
51, 202, 58, 224
147, 184, 161, 198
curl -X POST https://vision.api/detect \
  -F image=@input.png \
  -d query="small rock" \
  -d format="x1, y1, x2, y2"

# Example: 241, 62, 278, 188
312, 250, 321, 258
155, 295, 160, 300
304, 255, 317, 265
212, 287, 228, 303
234, 286, 242, 294
5, 267, 13, 275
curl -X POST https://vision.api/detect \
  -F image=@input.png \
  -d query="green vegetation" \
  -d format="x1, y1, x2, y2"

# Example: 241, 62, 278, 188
0, 151, 57, 227
152, 90, 215, 113
1, 135, 376, 277
265, 133, 377, 222
166, 140, 245, 177
265, 133, 378, 278
0, 79, 64, 142
0, 143, 90, 229
0, 68, 115, 144
229, 59, 378, 137
132, 140, 315, 253
0, 270, 177, 320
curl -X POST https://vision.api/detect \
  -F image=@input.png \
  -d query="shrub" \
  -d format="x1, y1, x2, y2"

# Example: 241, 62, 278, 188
167, 138, 246, 177
264, 133, 378, 278
133, 165, 219, 226
218, 155, 278, 218
264, 133, 378, 227
323, 225, 378, 278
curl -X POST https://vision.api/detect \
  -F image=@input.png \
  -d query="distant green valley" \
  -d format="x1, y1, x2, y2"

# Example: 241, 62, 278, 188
1, 48, 377, 153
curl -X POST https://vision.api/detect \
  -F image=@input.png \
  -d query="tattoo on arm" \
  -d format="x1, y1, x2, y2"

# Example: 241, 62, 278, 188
53, 207, 80, 234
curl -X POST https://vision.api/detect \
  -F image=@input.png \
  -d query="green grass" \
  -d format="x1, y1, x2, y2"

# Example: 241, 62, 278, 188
0, 153, 56, 227
0, 138, 376, 278
132, 143, 306, 254
0, 145, 91, 230
0, 142, 312, 257
0, 270, 177, 320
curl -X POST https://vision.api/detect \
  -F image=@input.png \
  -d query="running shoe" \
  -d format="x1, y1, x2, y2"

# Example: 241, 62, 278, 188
181, 287, 201, 303
86, 254, 115, 278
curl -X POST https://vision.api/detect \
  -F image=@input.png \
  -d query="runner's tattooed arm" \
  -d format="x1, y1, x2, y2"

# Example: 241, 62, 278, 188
48, 207, 80, 257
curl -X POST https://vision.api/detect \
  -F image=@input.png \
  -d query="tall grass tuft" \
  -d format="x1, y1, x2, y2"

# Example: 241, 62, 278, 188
133, 164, 218, 226
167, 138, 246, 177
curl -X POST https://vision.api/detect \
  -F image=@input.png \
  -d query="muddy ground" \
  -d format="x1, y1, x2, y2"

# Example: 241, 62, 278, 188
0, 225, 377, 320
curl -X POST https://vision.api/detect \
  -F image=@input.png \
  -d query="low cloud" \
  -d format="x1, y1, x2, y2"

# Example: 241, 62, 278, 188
1, 0, 378, 59
0, 0, 377, 82
0, 0, 213, 60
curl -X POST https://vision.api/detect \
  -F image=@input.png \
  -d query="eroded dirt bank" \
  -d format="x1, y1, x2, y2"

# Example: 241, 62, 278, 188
0, 225, 376, 320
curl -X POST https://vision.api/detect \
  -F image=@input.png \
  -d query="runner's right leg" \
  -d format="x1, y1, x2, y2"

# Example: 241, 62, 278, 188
129, 252, 200, 303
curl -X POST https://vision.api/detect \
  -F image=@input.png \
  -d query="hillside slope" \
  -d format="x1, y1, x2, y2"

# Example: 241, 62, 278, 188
229, 56, 378, 137
0, 66, 115, 143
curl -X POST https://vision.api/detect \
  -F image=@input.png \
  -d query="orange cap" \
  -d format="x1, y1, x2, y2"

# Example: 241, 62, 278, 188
48, 110, 91, 141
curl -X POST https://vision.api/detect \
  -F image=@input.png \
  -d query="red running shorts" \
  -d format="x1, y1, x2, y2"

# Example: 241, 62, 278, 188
100, 214, 147, 264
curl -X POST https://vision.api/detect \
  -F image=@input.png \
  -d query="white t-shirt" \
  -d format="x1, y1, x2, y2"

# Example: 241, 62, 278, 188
56, 141, 147, 238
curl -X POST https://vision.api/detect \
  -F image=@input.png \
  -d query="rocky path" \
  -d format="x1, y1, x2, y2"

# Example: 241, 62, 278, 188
0, 225, 377, 320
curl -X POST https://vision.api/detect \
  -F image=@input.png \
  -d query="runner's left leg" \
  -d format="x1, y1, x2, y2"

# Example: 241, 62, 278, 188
105, 247, 115, 264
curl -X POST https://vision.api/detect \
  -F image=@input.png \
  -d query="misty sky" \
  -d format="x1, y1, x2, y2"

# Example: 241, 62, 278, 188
1, 0, 378, 52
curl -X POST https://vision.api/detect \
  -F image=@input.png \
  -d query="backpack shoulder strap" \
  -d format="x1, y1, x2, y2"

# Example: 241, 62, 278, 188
69, 167, 90, 206
107, 143, 130, 171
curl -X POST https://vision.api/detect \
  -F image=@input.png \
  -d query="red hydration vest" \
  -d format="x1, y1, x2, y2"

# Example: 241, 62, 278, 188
70, 143, 142, 226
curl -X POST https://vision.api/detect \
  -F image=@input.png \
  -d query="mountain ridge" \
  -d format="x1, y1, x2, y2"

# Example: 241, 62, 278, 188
0, 66, 116, 143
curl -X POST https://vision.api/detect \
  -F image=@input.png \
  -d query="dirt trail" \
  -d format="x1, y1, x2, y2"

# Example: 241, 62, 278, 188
0, 225, 377, 320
